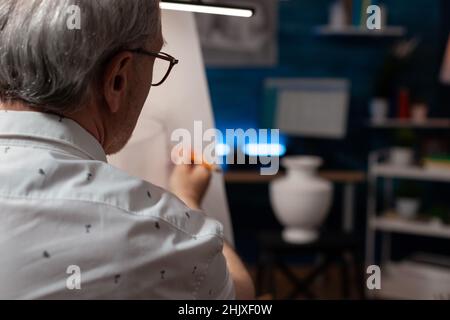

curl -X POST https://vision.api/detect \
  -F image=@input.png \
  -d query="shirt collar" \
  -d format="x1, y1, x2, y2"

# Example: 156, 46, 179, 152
0, 110, 107, 162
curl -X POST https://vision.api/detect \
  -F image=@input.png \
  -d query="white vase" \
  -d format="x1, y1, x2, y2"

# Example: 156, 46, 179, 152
411, 104, 428, 123
369, 98, 389, 123
270, 156, 333, 244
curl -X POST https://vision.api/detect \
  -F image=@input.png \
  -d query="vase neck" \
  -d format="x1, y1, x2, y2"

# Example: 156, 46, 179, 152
287, 167, 317, 178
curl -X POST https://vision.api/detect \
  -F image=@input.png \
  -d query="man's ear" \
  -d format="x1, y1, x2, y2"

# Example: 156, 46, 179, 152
103, 51, 134, 114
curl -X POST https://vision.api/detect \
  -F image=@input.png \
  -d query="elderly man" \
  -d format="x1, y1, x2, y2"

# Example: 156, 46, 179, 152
0, 0, 254, 299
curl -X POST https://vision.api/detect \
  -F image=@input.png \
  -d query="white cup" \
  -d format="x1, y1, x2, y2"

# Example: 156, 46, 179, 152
396, 198, 420, 219
390, 147, 414, 167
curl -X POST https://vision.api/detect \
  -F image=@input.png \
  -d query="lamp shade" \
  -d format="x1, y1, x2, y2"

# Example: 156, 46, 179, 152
441, 35, 450, 84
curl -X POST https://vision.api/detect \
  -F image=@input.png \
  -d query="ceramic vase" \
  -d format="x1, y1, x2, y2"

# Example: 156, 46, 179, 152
270, 156, 333, 244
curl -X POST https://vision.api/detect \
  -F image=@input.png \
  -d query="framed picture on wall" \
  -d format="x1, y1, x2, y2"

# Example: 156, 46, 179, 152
195, 0, 278, 67
262, 78, 350, 139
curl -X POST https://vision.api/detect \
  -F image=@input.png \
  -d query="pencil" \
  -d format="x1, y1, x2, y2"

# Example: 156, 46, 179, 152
190, 152, 222, 173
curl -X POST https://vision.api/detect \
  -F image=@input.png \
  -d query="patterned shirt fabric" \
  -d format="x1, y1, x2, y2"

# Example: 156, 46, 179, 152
0, 111, 235, 300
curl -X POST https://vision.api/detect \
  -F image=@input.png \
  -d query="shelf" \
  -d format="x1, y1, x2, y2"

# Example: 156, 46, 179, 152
369, 118, 450, 129
315, 25, 406, 37
372, 262, 450, 300
370, 215, 450, 239
372, 164, 450, 182
224, 170, 365, 184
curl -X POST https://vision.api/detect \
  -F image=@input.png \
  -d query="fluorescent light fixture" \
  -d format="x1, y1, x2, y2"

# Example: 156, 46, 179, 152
160, 1, 254, 18
244, 143, 287, 157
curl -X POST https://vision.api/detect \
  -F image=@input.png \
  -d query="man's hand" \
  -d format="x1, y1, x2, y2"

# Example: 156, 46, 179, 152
169, 164, 212, 210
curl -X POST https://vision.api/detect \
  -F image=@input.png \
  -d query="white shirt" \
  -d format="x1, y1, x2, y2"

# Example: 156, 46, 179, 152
0, 111, 235, 300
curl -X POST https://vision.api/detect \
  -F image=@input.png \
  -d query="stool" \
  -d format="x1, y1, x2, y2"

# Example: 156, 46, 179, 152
256, 231, 365, 300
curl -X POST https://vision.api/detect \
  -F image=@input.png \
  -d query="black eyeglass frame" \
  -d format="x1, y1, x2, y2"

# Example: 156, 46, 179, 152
126, 48, 179, 86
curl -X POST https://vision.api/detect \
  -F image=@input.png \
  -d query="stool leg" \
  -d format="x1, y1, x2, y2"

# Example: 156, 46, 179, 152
353, 250, 367, 300
339, 255, 351, 299
277, 260, 316, 300
346, 249, 366, 300
256, 251, 276, 298
267, 254, 276, 299
256, 253, 265, 296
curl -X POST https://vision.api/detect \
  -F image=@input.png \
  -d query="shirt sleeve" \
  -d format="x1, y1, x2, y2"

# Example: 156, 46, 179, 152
196, 237, 236, 300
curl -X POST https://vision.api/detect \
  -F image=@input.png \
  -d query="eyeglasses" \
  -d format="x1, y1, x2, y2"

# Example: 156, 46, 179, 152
126, 48, 179, 86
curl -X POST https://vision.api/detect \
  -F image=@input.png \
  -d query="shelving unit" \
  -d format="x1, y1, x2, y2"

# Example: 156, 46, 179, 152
372, 164, 450, 182
315, 25, 406, 37
370, 215, 450, 239
366, 150, 450, 299
369, 118, 450, 129
375, 261, 450, 300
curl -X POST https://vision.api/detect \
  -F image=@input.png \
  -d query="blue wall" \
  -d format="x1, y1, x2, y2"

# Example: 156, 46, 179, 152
206, 0, 448, 170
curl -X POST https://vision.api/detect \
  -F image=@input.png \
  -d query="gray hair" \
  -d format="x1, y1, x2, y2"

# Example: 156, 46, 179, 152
0, 0, 160, 113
